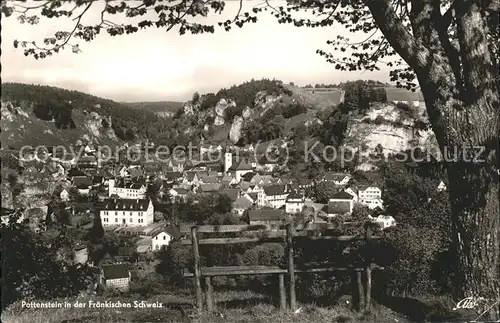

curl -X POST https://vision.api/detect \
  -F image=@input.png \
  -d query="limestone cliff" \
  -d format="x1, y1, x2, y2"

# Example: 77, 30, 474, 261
343, 103, 438, 168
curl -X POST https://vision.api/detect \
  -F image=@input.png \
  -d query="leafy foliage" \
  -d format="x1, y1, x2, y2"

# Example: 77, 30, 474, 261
1, 220, 97, 310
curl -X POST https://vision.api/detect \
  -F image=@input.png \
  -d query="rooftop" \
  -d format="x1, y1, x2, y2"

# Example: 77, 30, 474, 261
101, 198, 150, 211
102, 263, 130, 280
248, 209, 285, 222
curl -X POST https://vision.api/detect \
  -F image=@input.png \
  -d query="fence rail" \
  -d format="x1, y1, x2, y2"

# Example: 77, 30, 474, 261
179, 222, 365, 233
181, 222, 381, 314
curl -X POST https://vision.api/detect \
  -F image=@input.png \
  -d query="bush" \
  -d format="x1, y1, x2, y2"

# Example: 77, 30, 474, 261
373, 115, 386, 125
395, 102, 412, 111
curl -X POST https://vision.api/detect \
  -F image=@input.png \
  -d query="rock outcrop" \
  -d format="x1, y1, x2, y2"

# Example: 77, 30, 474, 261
229, 116, 244, 144
344, 103, 437, 157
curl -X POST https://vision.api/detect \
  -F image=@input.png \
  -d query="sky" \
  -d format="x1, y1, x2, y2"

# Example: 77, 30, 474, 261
1, 1, 394, 102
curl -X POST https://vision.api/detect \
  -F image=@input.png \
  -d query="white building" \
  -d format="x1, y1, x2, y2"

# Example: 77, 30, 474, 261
108, 179, 146, 199
228, 159, 254, 182
371, 215, 396, 229
100, 198, 154, 227
285, 193, 305, 214
358, 186, 382, 201
117, 166, 129, 177
258, 185, 289, 209
360, 198, 384, 210
224, 151, 232, 172
152, 231, 172, 251
437, 180, 447, 192
344, 187, 358, 202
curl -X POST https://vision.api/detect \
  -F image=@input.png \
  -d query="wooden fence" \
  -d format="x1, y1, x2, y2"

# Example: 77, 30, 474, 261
180, 222, 383, 313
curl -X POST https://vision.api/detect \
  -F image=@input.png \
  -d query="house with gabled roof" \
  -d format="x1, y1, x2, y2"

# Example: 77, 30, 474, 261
243, 192, 259, 204
151, 226, 181, 251
437, 180, 447, 192
321, 172, 351, 186
326, 191, 355, 217
344, 187, 358, 202
68, 167, 86, 179
99, 198, 154, 227
258, 184, 289, 209
285, 193, 305, 214
116, 165, 129, 177
197, 183, 222, 194
73, 176, 93, 195
248, 209, 286, 225
100, 263, 131, 291
164, 171, 183, 184
183, 171, 202, 186
198, 174, 219, 184
169, 187, 189, 202
108, 178, 146, 199
361, 199, 384, 210
53, 185, 70, 202
77, 155, 98, 169
167, 159, 185, 172
228, 159, 254, 182
220, 188, 241, 202
232, 196, 253, 216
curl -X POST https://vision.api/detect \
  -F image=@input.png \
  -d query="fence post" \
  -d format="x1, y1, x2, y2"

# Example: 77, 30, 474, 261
205, 276, 214, 312
357, 271, 365, 312
191, 226, 203, 313
286, 223, 296, 310
364, 223, 372, 312
279, 274, 286, 311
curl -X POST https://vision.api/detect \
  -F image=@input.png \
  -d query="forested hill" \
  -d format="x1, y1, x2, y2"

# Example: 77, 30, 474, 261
1, 83, 174, 143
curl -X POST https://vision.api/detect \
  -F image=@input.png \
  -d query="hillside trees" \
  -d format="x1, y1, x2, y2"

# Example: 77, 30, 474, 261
0, 219, 97, 310
1, 83, 173, 142
3, 0, 499, 318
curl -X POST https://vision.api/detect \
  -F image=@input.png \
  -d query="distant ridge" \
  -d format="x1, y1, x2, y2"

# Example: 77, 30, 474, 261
123, 101, 185, 115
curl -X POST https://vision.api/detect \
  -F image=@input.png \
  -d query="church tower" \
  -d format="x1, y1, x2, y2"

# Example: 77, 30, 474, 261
224, 147, 232, 173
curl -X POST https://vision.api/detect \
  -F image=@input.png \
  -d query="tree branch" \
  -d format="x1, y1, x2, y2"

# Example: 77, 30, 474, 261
363, 0, 429, 71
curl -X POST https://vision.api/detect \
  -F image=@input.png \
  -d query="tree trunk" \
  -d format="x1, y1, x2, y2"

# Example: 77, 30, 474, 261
424, 88, 499, 320
448, 161, 499, 320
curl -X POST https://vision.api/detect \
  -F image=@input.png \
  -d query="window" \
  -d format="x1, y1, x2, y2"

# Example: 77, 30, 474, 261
130, 218, 133, 223
115, 218, 118, 223
163, 236, 166, 240
115, 211, 118, 215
